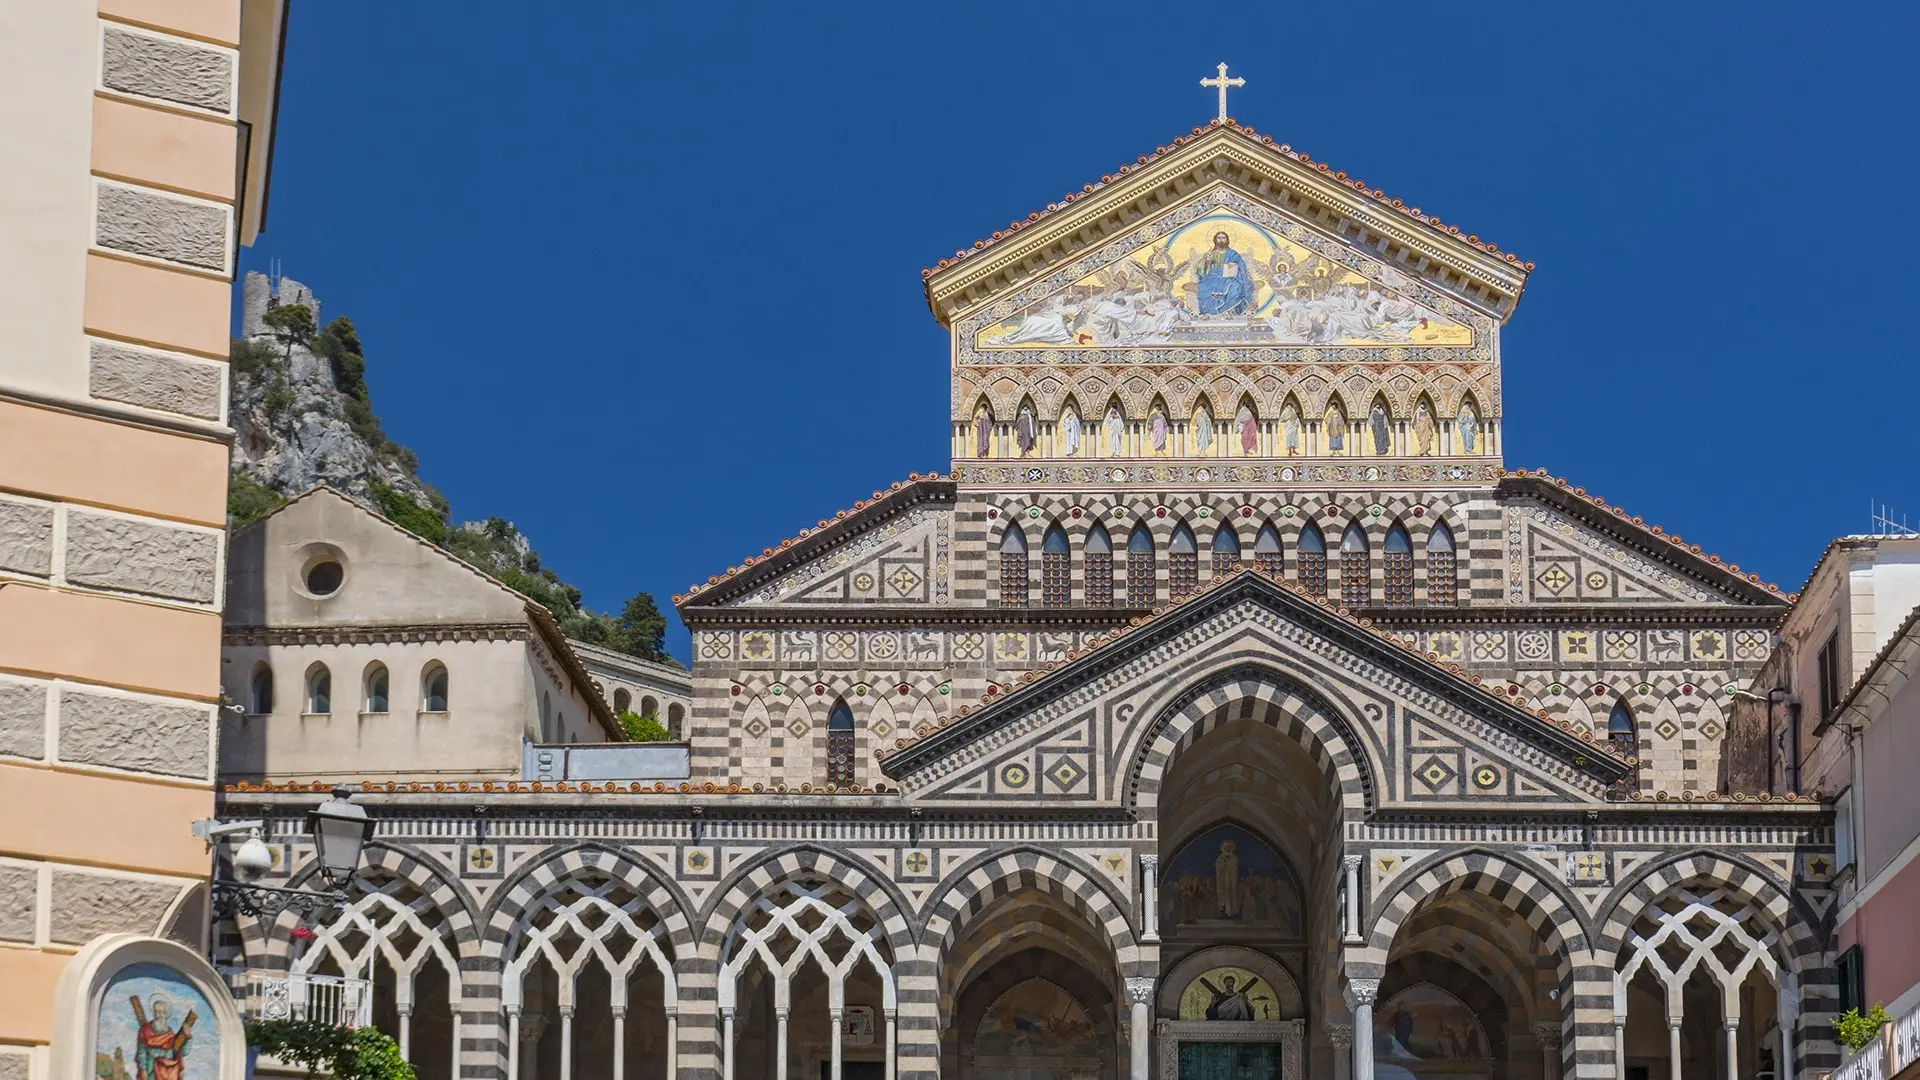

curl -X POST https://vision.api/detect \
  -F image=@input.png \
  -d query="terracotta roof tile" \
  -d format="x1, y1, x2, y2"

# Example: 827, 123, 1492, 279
923, 118, 1533, 280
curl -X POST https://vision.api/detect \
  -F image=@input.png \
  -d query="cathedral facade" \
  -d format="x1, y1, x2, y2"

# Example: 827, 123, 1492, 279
219, 119, 1837, 1080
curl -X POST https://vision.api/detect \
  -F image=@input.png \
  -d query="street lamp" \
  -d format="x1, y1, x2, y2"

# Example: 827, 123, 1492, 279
195, 786, 373, 919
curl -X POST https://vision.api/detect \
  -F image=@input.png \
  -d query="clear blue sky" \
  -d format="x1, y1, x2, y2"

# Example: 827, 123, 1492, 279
240, 2, 1918, 662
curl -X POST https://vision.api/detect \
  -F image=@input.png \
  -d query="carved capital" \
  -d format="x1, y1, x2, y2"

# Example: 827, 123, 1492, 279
1125, 976, 1157, 1005
1325, 1022, 1353, 1050
1532, 1021, 1563, 1048
1344, 977, 1380, 1008
1140, 853, 1160, 870
1342, 853, 1363, 872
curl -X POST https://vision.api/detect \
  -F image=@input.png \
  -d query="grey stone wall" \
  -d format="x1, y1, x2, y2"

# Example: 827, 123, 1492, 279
0, 498, 54, 577
59, 691, 211, 779
100, 26, 233, 113
95, 183, 229, 271
0, 1051, 26, 1080
0, 863, 36, 943
65, 510, 219, 603
89, 341, 225, 421
0, 680, 48, 760
48, 867, 182, 945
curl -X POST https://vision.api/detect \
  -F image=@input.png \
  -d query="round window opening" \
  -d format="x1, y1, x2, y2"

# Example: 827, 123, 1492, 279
305, 560, 344, 596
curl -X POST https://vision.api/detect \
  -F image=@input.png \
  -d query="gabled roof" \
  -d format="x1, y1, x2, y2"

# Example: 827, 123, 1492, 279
675, 474, 955, 609
878, 563, 1636, 786
235, 485, 621, 739
923, 118, 1533, 326
1498, 470, 1792, 604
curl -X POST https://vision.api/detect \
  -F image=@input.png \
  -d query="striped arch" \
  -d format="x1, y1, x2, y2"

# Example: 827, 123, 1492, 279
921, 847, 1145, 982
1124, 662, 1374, 817
482, 842, 695, 957
1599, 851, 1818, 977
242, 842, 477, 970
1361, 849, 1607, 1077
697, 845, 916, 960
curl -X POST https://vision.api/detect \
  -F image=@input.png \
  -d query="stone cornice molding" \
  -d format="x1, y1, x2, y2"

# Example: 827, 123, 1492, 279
682, 604, 1145, 631
223, 622, 529, 647
925, 126, 1528, 326
1356, 604, 1788, 629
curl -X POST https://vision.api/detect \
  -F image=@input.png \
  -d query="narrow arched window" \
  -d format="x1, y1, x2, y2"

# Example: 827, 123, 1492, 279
1340, 521, 1370, 608
1608, 701, 1636, 755
613, 688, 631, 714
364, 663, 389, 714
641, 695, 658, 718
1211, 526, 1240, 576
1169, 523, 1198, 600
999, 526, 1029, 607
539, 690, 552, 740
1427, 522, 1458, 606
1254, 523, 1283, 577
1297, 523, 1327, 596
248, 664, 274, 715
1383, 523, 1413, 607
305, 664, 331, 715
1042, 524, 1070, 607
826, 700, 855, 786
667, 702, 685, 739
1127, 524, 1156, 607
1085, 527, 1114, 608
423, 663, 449, 713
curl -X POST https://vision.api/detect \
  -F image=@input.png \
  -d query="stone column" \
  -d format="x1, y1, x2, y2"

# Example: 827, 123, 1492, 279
1326, 1023, 1353, 1080
1724, 1019, 1740, 1080
1778, 973, 1799, 1080
1125, 977, 1155, 1080
1343, 855, 1364, 943
722, 1008, 737, 1080
1346, 978, 1379, 1080
611, 1008, 626, 1080
831, 1007, 844, 1080
1140, 855, 1161, 942
505, 1007, 522, 1080
1613, 1020, 1626, 1080
1667, 1016, 1682, 1080
664, 1010, 678, 1080
519, 1015, 547, 1080
885, 1009, 897, 1080
397, 1005, 413, 1059
775, 1008, 789, 1080
1532, 1020, 1562, 1080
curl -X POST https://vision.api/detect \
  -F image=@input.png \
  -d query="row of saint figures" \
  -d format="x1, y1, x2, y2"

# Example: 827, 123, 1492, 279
963, 396, 1491, 461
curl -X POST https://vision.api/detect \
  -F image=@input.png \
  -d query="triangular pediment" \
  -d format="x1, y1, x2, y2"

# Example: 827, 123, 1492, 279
881, 572, 1631, 807
970, 198, 1477, 356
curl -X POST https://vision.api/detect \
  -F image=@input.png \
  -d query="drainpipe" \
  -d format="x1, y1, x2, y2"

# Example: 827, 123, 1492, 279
1787, 701, 1803, 793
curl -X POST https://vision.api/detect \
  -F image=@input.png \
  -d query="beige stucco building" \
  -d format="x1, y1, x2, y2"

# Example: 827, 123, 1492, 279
0, 0, 286, 1074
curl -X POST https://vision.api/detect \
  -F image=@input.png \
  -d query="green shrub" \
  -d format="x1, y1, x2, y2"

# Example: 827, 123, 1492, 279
369, 481, 448, 546
1836, 1004, 1890, 1052
229, 337, 279, 379
261, 302, 316, 359
245, 1020, 416, 1080
619, 710, 672, 741
228, 470, 285, 530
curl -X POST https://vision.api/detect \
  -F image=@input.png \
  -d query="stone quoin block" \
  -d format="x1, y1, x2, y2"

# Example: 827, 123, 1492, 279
89, 340, 225, 421
58, 690, 211, 779
0, 863, 37, 942
0, 498, 55, 577
48, 867, 183, 944
0, 1055, 27, 1080
0, 679, 49, 760
94, 183, 230, 272
65, 509, 219, 603
99, 26, 233, 113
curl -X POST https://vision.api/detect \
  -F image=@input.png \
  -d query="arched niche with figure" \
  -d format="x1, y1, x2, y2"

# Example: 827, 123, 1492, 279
1158, 823, 1304, 941
54, 934, 247, 1080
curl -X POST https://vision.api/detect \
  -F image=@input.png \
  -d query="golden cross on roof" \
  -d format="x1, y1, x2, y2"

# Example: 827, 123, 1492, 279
1200, 62, 1245, 122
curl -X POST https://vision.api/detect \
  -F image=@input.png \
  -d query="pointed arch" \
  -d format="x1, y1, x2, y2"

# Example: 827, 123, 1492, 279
248, 662, 274, 715
1457, 392, 1483, 455
1126, 521, 1156, 606
1084, 522, 1114, 607
998, 521, 1029, 607
1238, 393, 1266, 456
1324, 394, 1349, 456
421, 662, 448, 713
1191, 393, 1216, 456
1367, 393, 1394, 456
1168, 520, 1198, 599
1013, 395, 1039, 458
304, 662, 331, 715
1607, 699, 1637, 757
1426, 519, 1458, 605
1296, 519, 1327, 596
826, 697, 855, 787
972, 396, 995, 459
1339, 519, 1371, 607
1383, 521, 1414, 607
1041, 521, 1070, 607
1210, 521, 1241, 575
1057, 395, 1084, 457
1146, 394, 1172, 456
1100, 394, 1128, 457
1253, 521, 1283, 576
1410, 392, 1439, 456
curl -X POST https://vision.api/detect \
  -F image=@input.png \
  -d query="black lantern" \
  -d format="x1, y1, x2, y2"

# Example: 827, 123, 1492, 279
306, 785, 373, 888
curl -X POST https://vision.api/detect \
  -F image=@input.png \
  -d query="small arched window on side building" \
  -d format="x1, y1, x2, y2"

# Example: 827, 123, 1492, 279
999, 525, 1029, 607
1340, 521, 1371, 608
826, 699, 856, 787
423, 663, 449, 713
248, 664, 274, 715
1041, 523, 1071, 607
364, 663, 389, 714
1168, 522, 1198, 600
1211, 525, 1240, 576
667, 702, 685, 739
1383, 523, 1414, 607
1608, 701, 1637, 757
305, 663, 332, 715
1085, 527, 1114, 608
1253, 523, 1283, 577
641, 695, 658, 719
1426, 522, 1458, 606
1296, 523, 1327, 597
613, 688, 631, 714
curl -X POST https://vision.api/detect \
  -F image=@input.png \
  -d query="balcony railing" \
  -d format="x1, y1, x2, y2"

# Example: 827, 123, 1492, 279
227, 969, 373, 1028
